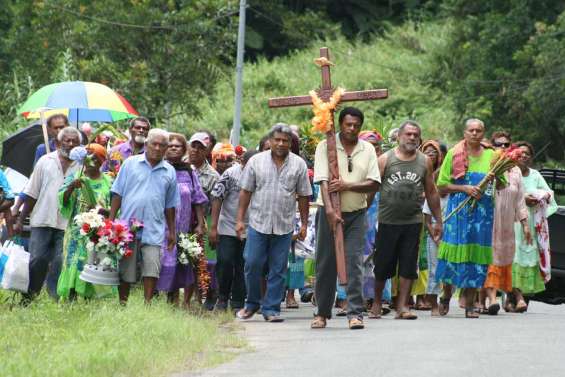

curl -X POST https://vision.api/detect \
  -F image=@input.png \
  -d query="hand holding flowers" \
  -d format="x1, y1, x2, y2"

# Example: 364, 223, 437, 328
444, 146, 523, 222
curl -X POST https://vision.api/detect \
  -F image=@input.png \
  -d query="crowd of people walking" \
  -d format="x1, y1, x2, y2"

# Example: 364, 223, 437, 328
0, 108, 558, 330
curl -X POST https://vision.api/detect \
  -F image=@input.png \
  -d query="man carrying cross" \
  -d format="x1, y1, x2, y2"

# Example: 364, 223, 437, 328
267, 47, 387, 328
311, 107, 380, 330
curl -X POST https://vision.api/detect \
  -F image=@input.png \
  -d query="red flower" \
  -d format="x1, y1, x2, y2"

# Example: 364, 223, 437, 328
506, 147, 523, 162
82, 223, 91, 233
235, 145, 244, 156
123, 249, 133, 258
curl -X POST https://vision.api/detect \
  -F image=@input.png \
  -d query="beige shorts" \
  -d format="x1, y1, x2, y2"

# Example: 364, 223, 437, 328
119, 242, 162, 283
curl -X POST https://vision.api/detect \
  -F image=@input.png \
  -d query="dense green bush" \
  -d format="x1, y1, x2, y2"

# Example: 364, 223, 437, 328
181, 21, 459, 147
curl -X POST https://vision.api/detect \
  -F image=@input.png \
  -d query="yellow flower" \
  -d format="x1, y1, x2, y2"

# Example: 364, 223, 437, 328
309, 87, 344, 134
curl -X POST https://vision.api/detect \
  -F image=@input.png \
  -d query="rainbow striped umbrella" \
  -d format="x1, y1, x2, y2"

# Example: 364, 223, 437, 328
18, 81, 138, 123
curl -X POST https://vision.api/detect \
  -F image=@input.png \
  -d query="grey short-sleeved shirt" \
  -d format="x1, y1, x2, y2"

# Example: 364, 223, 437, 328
24, 151, 79, 230
240, 151, 312, 235
210, 164, 247, 237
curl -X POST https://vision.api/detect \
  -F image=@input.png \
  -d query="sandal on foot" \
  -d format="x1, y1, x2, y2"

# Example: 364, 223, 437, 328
395, 311, 418, 320
336, 308, 347, 317
438, 297, 451, 316
515, 300, 528, 313
465, 307, 480, 318
236, 308, 258, 320
348, 318, 364, 329
478, 306, 489, 315
264, 315, 284, 323
415, 303, 432, 311
368, 309, 381, 319
311, 316, 327, 329
487, 303, 500, 315
285, 298, 299, 309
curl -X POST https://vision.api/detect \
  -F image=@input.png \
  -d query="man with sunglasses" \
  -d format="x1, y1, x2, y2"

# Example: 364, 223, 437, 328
311, 107, 381, 330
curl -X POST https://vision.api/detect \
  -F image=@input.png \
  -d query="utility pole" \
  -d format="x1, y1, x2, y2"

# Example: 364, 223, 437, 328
230, 0, 246, 146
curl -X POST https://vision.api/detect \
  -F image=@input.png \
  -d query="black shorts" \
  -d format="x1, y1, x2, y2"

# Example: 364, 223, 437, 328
373, 223, 422, 281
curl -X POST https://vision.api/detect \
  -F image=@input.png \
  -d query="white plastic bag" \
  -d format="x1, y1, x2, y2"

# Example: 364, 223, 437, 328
1, 242, 30, 292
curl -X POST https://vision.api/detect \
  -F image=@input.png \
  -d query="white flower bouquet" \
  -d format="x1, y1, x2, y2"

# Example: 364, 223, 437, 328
177, 233, 203, 266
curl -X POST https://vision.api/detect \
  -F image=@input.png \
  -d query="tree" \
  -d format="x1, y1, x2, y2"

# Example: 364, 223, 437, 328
433, 0, 565, 160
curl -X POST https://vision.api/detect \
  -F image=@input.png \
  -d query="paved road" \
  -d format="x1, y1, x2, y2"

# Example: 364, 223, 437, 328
188, 301, 565, 377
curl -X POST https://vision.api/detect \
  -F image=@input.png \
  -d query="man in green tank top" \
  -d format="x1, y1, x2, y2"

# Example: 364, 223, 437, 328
372, 121, 443, 320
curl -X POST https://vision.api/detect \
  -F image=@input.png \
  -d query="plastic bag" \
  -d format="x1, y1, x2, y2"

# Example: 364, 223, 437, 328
1, 241, 30, 292
293, 209, 317, 260
0, 240, 15, 282
0, 250, 8, 282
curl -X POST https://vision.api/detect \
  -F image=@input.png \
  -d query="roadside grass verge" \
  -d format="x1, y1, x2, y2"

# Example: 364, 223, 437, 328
0, 289, 245, 377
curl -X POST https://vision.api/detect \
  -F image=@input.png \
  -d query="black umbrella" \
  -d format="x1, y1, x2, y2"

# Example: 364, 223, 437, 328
1, 121, 44, 177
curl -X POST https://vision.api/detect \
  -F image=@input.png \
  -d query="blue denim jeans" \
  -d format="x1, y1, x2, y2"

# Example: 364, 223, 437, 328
243, 226, 292, 318
28, 227, 64, 299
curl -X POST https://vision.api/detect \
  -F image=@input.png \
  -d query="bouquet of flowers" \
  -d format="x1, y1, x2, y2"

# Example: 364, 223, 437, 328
75, 209, 142, 267
94, 219, 135, 267
444, 146, 523, 221
177, 233, 211, 298
177, 233, 203, 266
74, 208, 105, 238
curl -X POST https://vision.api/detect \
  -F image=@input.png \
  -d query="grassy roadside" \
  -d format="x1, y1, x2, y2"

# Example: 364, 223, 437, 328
0, 289, 245, 377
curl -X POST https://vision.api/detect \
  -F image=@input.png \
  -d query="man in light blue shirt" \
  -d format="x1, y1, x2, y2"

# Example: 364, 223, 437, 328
110, 128, 179, 304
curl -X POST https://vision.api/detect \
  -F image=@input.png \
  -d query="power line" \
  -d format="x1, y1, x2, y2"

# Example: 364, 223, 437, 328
47, 4, 240, 32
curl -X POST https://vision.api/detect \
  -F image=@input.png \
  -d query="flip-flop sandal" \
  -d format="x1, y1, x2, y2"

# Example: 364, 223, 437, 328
515, 301, 528, 313
286, 301, 299, 309
415, 304, 432, 311
311, 316, 327, 329
264, 315, 284, 323
487, 303, 500, 315
439, 297, 451, 316
465, 307, 480, 318
478, 306, 489, 315
503, 302, 515, 313
381, 306, 392, 315
368, 310, 381, 319
348, 318, 365, 329
336, 308, 347, 317
395, 311, 418, 320
236, 308, 258, 320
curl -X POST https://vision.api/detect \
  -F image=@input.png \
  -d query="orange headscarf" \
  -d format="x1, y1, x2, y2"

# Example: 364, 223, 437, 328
86, 143, 107, 163
211, 143, 236, 169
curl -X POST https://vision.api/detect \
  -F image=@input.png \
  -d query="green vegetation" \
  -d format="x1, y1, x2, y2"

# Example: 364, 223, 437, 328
0, 0, 563, 164
0, 290, 245, 377
185, 21, 459, 146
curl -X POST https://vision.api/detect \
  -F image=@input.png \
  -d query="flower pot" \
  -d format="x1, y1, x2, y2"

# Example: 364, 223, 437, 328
79, 251, 119, 286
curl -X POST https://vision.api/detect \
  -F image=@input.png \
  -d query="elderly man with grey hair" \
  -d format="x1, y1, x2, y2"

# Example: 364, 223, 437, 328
235, 123, 312, 322
15, 126, 82, 302
110, 128, 180, 304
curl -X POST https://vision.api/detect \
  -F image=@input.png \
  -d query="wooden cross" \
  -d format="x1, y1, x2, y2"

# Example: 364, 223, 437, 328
268, 47, 388, 284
